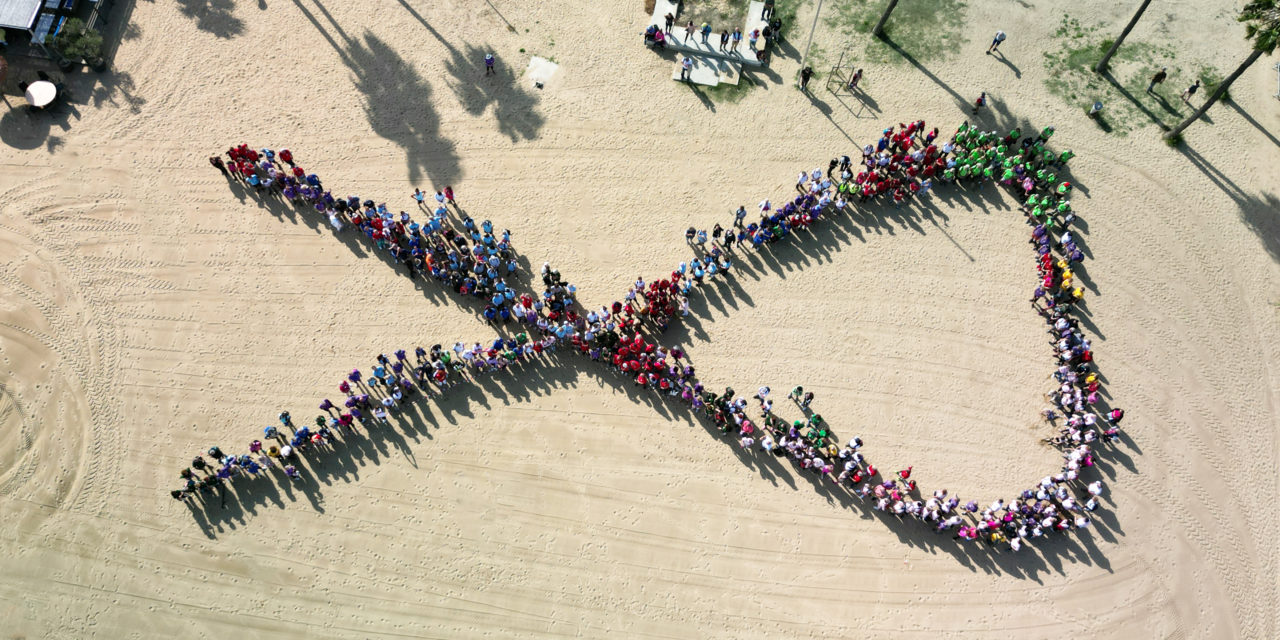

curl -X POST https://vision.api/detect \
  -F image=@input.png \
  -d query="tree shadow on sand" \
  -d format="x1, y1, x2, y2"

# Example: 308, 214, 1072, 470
443, 42, 546, 142
292, 0, 461, 187
1177, 141, 1280, 265
175, 0, 244, 39
393, 0, 545, 142
345, 33, 464, 185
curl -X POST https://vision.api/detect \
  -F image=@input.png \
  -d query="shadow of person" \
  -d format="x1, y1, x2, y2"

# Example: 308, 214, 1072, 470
687, 81, 716, 112
1100, 70, 1170, 131
992, 50, 1021, 79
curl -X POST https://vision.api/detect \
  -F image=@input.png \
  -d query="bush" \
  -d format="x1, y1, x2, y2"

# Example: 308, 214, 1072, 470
53, 18, 103, 63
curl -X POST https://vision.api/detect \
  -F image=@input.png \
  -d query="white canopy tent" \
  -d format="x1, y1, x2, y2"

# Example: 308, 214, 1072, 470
0, 0, 42, 30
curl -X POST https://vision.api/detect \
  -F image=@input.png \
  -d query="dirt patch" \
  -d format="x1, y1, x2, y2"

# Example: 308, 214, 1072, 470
678, 0, 750, 32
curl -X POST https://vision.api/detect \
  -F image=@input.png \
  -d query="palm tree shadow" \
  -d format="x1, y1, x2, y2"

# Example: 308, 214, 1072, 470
442, 42, 547, 142
292, 0, 462, 187
1178, 143, 1280, 264
1224, 100, 1280, 149
345, 33, 464, 184
176, 0, 244, 38
392, 0, 546, 142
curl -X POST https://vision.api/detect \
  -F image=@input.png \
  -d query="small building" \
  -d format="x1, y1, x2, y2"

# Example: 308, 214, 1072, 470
0, 0, 109, 59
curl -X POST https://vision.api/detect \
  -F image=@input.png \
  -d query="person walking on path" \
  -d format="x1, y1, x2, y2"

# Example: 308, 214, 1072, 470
987, 30, 1007, 54
701, 23, 712, 45
972, 91, 987, 114
731, 28, 743, 53
762, 0, 775, 19
1180, 79, 1200, 103
484, 53, 496, 76
680, 56, 693, 82
720, 29, 730, 51
664, 12, 674, 35
1146, 67, 1167, 93
800, 66, 813, 91
685, 21, 695, 43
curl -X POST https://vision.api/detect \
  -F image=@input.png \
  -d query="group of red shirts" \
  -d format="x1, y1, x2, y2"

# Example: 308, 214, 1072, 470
225, 144, 304, 181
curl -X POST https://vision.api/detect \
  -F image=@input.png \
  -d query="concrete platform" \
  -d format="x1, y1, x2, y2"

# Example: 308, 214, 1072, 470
672, 55, 721, 87
744, 1, 768, 43
649, 0, 679, 26
663, 31, 764, 67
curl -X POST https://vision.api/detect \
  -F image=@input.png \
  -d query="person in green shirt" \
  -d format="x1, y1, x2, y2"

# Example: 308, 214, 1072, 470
1057, 149, 1074, 166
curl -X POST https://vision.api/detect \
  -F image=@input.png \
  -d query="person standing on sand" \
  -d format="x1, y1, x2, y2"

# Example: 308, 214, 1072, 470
484, 53, 496, 76
987, 30, 1006, 54
1146, 66, 1167, 93
972, 91, 986, 114
444, 185, 455, 206
209, 156, 228, 176
848, 68, 863, 91
800, 66, 813, 91
1180, 79, 1200, 103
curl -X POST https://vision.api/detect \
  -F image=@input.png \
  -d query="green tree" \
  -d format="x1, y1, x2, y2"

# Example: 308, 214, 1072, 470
1165, 0, 1280, 141
1094, 0, 1153, 73
52, 18, 104, 63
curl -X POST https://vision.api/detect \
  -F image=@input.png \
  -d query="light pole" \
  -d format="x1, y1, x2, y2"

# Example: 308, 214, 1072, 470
800, 0, 825, 70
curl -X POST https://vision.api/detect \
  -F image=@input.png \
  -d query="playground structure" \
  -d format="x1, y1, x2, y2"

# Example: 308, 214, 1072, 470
824, 49, 862, 95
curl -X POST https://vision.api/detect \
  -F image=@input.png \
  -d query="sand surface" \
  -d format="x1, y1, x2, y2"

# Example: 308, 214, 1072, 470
1, 0, 1278, 637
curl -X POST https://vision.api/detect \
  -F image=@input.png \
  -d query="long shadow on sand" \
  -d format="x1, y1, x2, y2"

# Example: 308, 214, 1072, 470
292, 0, 462, 187
392, 0, 546, 142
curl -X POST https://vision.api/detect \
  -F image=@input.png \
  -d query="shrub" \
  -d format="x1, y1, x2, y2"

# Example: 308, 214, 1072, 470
53, 18, 104, 63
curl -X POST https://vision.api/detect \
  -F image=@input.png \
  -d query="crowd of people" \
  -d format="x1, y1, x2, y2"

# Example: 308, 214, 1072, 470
182, 126, 1126, 553
644, 5, 786, 65
213, 145, 525, 321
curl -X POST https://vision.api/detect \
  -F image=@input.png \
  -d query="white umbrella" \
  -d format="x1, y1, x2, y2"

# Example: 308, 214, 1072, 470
25, 80, 56, 108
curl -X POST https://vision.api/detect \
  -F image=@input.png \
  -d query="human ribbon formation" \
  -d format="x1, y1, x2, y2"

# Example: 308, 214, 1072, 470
182, 120, 1124, 551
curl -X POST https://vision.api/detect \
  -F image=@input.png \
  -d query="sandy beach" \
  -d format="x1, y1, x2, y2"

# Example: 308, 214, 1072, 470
1, 0, 1278, 637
